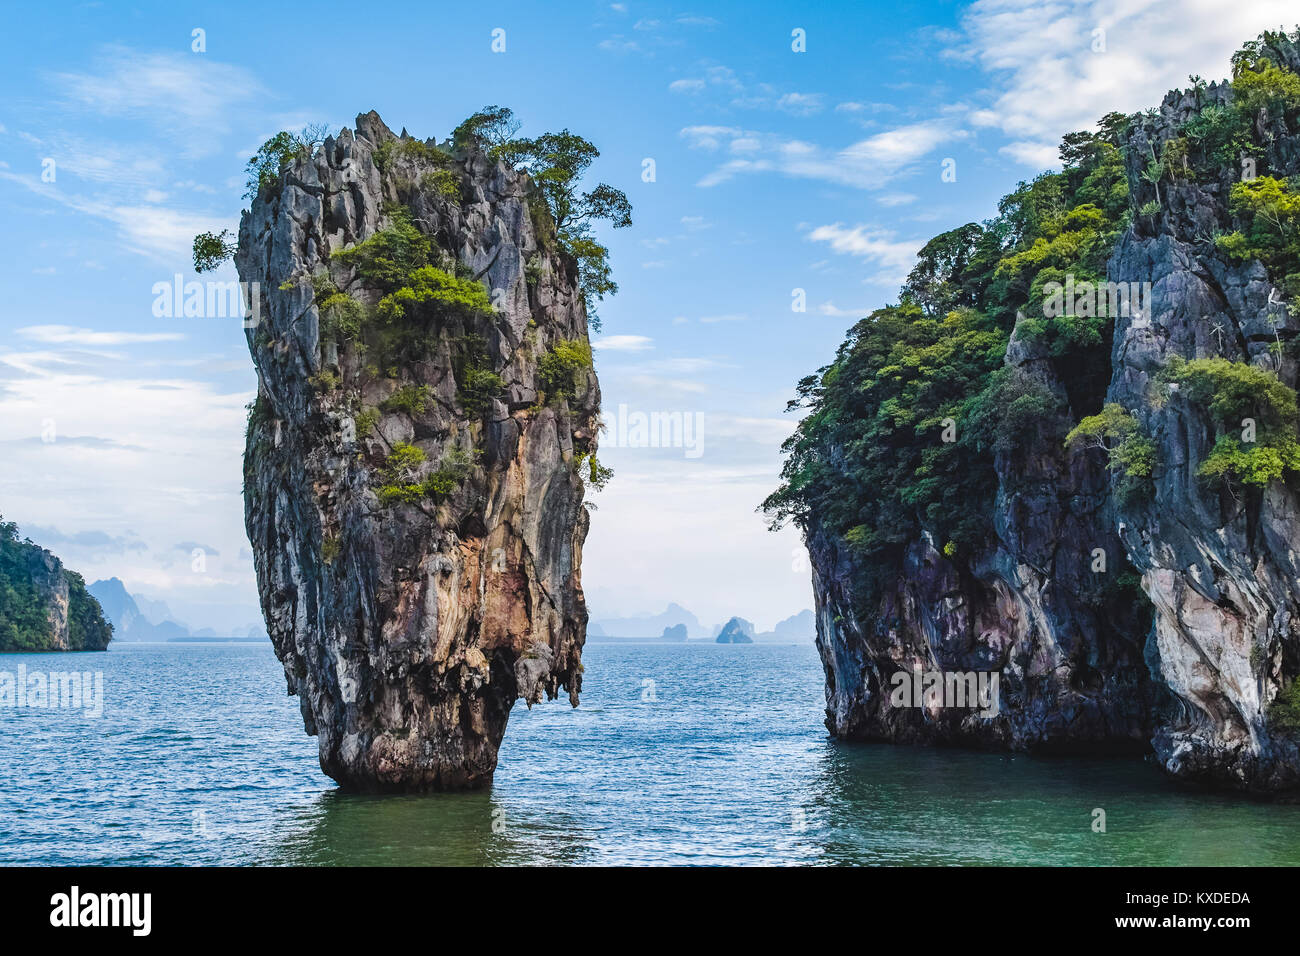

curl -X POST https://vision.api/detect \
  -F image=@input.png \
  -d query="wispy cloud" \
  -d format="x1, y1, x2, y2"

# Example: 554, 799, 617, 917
593, 334, 654, 352
50, 47, 263, 137
23, 525, 148, 554
669, 64, 824, 115
804, 223, 926, 286
682, 120, 965, 190
18, 325, 185, 346
0, 168, 231, 262
817, 301, 872, 318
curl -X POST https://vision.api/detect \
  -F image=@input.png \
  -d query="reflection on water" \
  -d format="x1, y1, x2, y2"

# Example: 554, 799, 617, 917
269, 790, 596, 866
2, 642, 1299, 865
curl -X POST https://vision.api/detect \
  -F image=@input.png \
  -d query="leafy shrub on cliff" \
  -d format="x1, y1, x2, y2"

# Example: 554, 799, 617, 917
193, 230, 237, 273
244, 123, 332, 200
376, 443, 476, 506
539, 339, 594, 402
1231, 51, 1300, 121
331, 207, 432, 287
377, 442, 429, 505
1065, 404, 1157, 500
575, 452, 614, 492
312, 274, 365, 340
1176, 31, 1300, 172
332, 208, 493, 322
451, 335, 506, 415
1161, 356, 1300, 488
419, 168, 462, 203
373, 136, 451, 174
459, 368, 506, 415
1215, 176, 1300, 299
354, 407, 380, 438
1269, 679, 1300, 736
375, 266, 494, 321
380, 384, 431, 416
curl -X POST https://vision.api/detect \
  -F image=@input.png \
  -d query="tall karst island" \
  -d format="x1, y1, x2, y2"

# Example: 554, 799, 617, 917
767, 29, 1300, 795
198, 109, 627, 790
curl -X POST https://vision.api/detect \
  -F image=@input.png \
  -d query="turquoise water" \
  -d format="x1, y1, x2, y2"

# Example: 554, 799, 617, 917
2, 641, 1299, 865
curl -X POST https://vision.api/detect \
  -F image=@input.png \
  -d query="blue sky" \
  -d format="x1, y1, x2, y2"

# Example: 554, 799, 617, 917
0, 0, 1292, 633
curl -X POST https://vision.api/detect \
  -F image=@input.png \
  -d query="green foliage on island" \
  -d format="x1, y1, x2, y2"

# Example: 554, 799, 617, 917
1216, 176, 1300, 301
330, 206, 492, 323
380, 384, 432, 417
764, 117, 1132, 600
373, 136, 452, 175
1160, 357, 1300, 488
1268, 678, 1300, 736
451, 335, 506, 415
244, 123, 332, 201
766, 31, 1300, 608
0, 518, 112, 652
375, 443, 476, 507
192, 229, 237, 273
539, 339, 594, 402
575, 452, 614, 492
354, 407, 380, 438
1168, 35, 1300, 174
312, 205, 496, 375
1065, 404, 1157, 501
453, 105, 632, 329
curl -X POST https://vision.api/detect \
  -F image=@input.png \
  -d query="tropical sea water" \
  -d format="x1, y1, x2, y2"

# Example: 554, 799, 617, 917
2, 640, 1299, 866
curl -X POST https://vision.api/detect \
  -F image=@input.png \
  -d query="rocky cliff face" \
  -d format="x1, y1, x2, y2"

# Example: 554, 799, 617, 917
237, 112, 599, 791
804, 37, 1300, 793
1111, 51, 1300, 790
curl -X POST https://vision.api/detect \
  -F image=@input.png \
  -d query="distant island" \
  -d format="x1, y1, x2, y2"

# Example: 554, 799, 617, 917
0, 517, 112, 652
588, 604, 814, 642
715, 617, 755, 644
88, 577, 268, 642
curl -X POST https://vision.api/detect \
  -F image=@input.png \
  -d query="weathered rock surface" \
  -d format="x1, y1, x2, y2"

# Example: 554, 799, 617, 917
237, 112, 599, 791
807, 37, 1300, 792
1109, 50, 1300, 790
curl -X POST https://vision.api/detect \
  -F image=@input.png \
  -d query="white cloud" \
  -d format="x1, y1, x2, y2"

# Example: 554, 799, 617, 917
950, 0, 1299, 164
18, 326, 185, 346
593, 334, 654, 352
0, 168, 232, 264
51, 47, 263, 136
876, 192, 918, 207
0, 355, 255, 619
776, 92, 825, 116
805, 223, 927, 286
817, 301, 872, 317
1000, 141, 1062, 168
682, 121, 965, 190
598, 35, 640, 53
